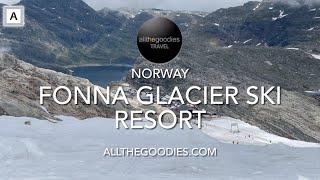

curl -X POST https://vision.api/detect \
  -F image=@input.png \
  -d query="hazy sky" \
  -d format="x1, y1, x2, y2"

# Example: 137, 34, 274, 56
0, 0, 256, 12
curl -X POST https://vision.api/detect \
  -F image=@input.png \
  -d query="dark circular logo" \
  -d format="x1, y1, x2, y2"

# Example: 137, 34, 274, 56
137, 17, 182, 63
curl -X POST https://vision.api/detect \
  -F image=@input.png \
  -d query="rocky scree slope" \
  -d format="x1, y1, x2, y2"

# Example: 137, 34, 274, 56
126, 0, 320, 142
0, 0, 207, 72
126, 45, 320, 143
0, 0, 132, 72
0, 54, 130, 120
191, 0, 320, 51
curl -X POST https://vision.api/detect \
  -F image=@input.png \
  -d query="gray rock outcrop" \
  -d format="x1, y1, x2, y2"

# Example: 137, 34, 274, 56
0, 54, 128, 120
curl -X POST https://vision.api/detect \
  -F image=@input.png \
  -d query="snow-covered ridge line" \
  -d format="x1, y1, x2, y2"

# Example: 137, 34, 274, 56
253, 2, 261, 11
310, 53, 320, 60
272, 10, 288, 21
286, 48, 320, 60
243, 39, 252, 44
115, 8, 209, 19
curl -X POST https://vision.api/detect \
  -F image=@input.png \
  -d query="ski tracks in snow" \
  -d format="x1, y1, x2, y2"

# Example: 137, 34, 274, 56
0, 139, 15, 178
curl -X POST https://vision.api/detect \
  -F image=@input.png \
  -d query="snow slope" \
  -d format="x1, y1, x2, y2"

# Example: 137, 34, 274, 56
202, 117, 320, 147
311, 53, 320, 60
0, 116, 319, 179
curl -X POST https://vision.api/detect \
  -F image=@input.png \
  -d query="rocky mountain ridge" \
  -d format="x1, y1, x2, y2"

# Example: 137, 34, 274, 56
191, 0, 320, 52
0, 0, 208, 72
0, 53, 130, 120
1, 0, 320, 70
126, 45, 320, 142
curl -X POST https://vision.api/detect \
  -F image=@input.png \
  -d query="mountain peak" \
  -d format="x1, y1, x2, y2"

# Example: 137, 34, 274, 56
19, 0, 93, 11
263, 0, 320, 7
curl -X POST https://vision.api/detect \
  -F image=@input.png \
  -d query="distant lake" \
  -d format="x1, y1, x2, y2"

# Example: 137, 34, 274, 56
70, 66, 131, 87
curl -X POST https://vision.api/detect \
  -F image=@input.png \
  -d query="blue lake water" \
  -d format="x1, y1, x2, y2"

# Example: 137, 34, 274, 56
70, 66, 131, 87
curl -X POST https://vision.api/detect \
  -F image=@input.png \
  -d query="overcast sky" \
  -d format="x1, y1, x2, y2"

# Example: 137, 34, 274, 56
0, 0, 256, 12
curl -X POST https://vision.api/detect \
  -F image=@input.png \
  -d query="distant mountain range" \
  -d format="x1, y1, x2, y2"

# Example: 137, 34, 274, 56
1, 0, 319, 71
193, 0, 320, 49
0, 0, 206, 72
125, 1, 320, 142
